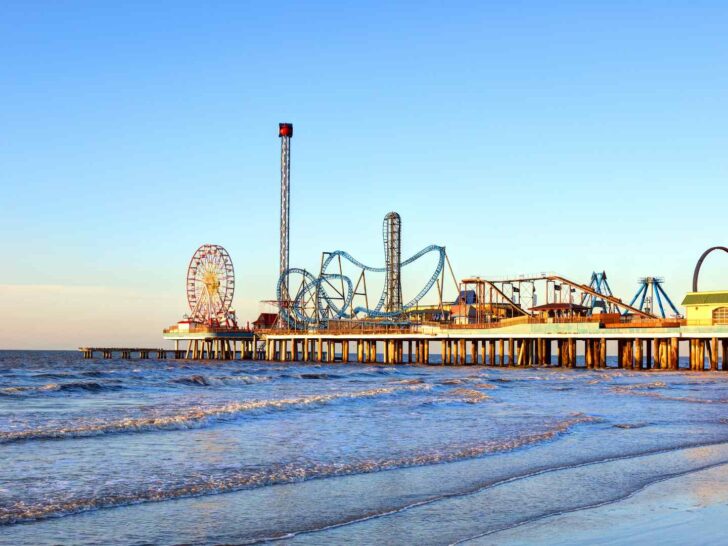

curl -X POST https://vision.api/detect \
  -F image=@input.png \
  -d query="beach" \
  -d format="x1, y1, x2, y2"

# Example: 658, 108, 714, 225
2, 351, 728, 545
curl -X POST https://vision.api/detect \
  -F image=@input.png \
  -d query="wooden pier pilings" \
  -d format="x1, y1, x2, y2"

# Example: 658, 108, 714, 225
79, 337, 262, 361
254, 335, 727, 370
80, 335, 728, 371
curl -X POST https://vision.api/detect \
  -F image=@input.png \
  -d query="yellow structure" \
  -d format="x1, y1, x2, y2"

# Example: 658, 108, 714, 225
682, 291, 728, 326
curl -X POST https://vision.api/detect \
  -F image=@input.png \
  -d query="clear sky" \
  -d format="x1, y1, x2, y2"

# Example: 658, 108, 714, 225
1, 1, 727, 349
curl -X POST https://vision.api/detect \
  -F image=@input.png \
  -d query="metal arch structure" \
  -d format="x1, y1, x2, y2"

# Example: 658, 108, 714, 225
581, 271, 618, 314
625, 277, 681, 319
186, 244, 237, 326
693, 246, 728, 292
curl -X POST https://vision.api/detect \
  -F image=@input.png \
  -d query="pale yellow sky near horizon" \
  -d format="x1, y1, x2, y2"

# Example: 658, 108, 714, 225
0, 284, 174, 350
0, 284, 275, 350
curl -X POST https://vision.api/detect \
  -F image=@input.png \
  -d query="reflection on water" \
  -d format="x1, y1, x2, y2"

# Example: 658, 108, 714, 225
2, 351, 728, 544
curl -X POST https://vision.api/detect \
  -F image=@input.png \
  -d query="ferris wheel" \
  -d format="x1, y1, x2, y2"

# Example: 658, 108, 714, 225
186, 244, 236, 326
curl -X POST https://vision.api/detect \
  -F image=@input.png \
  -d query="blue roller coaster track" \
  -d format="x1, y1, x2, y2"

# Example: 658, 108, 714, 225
277, 245, 446, 327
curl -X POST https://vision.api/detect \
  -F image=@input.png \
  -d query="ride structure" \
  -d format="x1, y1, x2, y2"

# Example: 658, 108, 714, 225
625, 277, 682, 319
383, 211, 403, 314
581, 271, 618, 314
278, 123, 293, 308
163, 243, 255, 359
276, 212, 458, 329
471, 274, 656, 321
186, 243, 237, 327
693, 246, 728, 292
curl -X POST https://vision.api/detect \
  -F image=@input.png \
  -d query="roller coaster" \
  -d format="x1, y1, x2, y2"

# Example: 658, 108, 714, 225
276, 213, 456, 328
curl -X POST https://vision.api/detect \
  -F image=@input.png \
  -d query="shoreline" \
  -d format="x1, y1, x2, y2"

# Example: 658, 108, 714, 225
479, 459, 728, 545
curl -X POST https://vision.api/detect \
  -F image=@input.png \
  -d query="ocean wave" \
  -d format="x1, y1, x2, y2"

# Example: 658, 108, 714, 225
390, 378, 426, 385
440, 378, 466, 385
438, 376, 488, 386
446, 388, 491, 403
610, 382, 728, 404
298, 373, 344, 380
0, 413, 598, 525
172, 374, 272, 387
0, 381, 121, 396
32, 372, 81, 379
173, 374, 211, 386
614, 381, 667, 391
612, 390, 728, 404
613, 422, 652, 429
0, 385, 429, 443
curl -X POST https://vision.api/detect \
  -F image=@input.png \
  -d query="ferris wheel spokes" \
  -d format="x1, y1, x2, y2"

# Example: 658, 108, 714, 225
186, 244, 236, 327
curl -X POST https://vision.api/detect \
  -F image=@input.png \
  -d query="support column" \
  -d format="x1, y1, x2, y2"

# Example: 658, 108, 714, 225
516, 339, 523, 366
624, 339, 631, 369
634, 339, 643, 370
645, 339, 652, 370
670, 337, 678, 370
584, 340, 590, 369
569, 339, 577, 368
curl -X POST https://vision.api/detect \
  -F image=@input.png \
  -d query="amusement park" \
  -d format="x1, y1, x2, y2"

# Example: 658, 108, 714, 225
83, 124, 728, 370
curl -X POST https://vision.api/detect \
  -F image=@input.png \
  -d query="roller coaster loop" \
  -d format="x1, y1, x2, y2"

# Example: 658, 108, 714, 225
277, 245, 446, 326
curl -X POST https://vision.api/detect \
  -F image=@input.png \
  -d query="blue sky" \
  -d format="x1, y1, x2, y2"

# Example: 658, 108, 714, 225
1, 1, 727, 348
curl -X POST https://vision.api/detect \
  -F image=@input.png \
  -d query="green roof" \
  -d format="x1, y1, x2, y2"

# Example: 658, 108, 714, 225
682, 292, 728, 305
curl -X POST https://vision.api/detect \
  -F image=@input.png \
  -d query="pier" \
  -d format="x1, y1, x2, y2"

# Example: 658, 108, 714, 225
84, 317, 728, 370
256, 320, 728, 370
81, 130, 728, 374
79, 344, 264, 360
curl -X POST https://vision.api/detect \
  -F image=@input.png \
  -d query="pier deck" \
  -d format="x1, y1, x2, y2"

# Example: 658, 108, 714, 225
83, 321, 728, 370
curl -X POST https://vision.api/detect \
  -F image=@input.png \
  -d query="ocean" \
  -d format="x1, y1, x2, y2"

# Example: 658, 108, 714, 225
2, 350, 728, 545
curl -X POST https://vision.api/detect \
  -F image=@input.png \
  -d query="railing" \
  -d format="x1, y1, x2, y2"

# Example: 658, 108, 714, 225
255, 316, 711, 335
441, 316, 535, 329
680, 320, 725, 327
163, 326, 254, 334
601, 319, 684, 329
550, 315, 618, 324
258, 325, 418, 336
440, 314, 686, 330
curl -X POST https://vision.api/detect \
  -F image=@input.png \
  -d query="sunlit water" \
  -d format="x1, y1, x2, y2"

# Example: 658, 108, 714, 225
2, 351, 728, 545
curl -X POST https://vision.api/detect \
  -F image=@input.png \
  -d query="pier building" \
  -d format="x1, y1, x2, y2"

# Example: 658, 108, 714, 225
682, 291, 728, 326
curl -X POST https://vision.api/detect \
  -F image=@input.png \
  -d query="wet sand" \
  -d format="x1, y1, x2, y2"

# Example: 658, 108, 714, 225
479, 460, 728, 545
